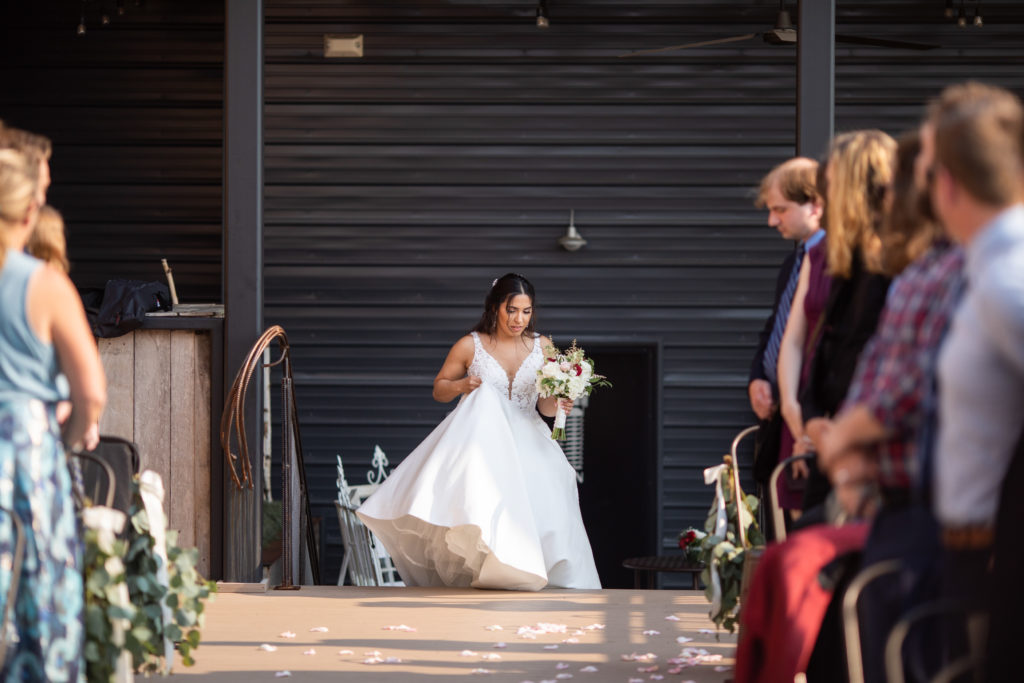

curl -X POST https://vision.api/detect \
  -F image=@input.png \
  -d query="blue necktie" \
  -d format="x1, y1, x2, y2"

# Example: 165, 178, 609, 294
762, 243, 805, 385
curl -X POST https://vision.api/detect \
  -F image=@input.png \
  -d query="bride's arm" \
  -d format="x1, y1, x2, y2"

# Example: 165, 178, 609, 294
432, 335, 480, 403
536, 335, 571, 418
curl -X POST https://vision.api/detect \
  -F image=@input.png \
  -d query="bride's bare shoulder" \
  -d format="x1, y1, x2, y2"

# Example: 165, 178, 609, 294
450, 334, 477, 355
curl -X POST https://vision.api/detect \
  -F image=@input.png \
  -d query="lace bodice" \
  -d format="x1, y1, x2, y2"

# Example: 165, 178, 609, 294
468, 332, 542, 412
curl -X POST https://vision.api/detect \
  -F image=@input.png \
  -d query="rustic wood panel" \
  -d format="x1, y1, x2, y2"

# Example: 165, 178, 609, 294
169, 330, 198, 551
133, 330, 172, 490
96, 327, 213, 575
194, 332, 213, 577
97, 335, 135, 440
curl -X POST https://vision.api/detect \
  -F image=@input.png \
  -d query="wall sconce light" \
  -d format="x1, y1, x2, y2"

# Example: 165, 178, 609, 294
536, 0, 550, 28
558, 210, 587, 251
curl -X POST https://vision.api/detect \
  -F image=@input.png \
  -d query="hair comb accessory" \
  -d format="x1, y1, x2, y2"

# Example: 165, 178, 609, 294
491, 278, 498, 288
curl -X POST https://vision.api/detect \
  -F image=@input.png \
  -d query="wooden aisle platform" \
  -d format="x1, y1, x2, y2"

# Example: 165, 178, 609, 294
175, 586, 736, 682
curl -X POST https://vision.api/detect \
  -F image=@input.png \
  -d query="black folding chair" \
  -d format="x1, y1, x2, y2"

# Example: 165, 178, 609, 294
70, 436, 141, 515
0, 505, 26, 670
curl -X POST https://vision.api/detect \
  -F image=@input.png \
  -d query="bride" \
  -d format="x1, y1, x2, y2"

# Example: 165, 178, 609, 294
357, 273, 601, 590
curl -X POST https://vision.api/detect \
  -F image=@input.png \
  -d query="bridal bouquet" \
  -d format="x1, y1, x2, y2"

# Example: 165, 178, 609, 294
535, 340, 611, 440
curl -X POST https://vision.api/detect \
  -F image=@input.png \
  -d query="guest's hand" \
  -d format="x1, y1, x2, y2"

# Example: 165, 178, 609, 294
805, 417, 832, 455
831, 451, 879, 518
748, 379, 774, 421
83, 423, 100, 451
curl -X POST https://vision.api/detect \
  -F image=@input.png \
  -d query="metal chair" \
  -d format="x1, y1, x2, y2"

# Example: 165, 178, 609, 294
334, 453, 402, 587
768, 453, 815, 542
841, 559, 902, 683
0, 505, 26, 670
70, 436, 140, 515
885, 598, 986, 683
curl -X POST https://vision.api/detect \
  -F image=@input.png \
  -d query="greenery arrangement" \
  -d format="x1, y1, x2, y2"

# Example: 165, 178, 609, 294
686, 455, 765, 634
82, 475, 216, 682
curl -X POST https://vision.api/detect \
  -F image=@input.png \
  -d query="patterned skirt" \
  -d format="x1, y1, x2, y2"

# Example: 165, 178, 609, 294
0, 399, 84, 682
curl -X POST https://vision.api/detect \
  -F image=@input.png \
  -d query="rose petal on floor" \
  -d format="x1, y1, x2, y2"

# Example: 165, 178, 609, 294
562, 638, 579, 644
383, 624, 417, 632
555, 675, 573, 680
642, 630, 660, 636
309, 626, 329, 632
274, 672, 291, 678
556, 663, 569, 670
664, 615, 680, 621
714, 665, 732, 672
279, 631, 296, 639
543, 644, 559, 650
384, 657, 402, 664
493, 642, 507, 649
698, 629, 714, 634
337, 649, 354, 655
676, 636, 693, 644
481, 653, 501, 661
460, 650, 479, 657
302, 649, 316, 656
583, 624, 606, 630
258, 644, 278, 652
471, 668, 494, 674
579, 665, 598, 673
485, 625, 504, 631
649, 676, 664, 681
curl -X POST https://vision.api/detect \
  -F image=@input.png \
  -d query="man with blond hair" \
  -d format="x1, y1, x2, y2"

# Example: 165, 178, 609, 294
747, 157, 823, 527
920, 81, 1024, 681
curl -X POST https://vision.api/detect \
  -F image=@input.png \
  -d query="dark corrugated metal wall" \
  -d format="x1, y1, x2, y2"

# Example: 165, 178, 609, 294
263, 1, 799, 585
5, 0, 1024, 586
0, 0, 223, 302
263, 1, 1024, 585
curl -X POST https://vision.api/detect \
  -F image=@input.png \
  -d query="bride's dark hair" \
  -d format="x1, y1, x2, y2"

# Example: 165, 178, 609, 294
471, 273, 536, 337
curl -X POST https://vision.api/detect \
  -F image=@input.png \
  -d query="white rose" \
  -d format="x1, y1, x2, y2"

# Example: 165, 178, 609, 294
567, 376, 587, 398
542, 363, 562, 378
580, 362, 593, 379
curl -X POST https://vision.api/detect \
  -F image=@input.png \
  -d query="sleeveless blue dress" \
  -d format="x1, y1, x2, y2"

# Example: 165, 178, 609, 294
0, 250, 85, 682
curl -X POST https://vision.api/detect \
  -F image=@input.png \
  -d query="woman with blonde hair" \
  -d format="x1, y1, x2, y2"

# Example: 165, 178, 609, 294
27, 204, 70, 273
0, 147, 105, 681
778, 129, 896, 518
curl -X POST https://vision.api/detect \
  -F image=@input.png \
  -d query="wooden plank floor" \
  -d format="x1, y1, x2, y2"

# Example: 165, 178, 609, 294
176, 586, 737, 682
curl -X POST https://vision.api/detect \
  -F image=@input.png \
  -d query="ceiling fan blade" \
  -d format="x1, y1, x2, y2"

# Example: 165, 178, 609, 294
619, 33, 758, 58
835, 33, 938, 51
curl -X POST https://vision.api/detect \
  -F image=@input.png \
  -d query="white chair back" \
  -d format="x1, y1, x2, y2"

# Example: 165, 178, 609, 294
335, 450, 403, 586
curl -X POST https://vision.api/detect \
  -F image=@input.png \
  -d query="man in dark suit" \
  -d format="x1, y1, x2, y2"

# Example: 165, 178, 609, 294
747, 157, 823, 533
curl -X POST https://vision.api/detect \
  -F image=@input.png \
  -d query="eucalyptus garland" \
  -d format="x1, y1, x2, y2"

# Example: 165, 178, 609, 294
693, 460, 764, 634
82, 475, 216, 682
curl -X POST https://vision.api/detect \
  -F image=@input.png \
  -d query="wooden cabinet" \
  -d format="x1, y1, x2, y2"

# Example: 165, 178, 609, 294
97, 309, 223, 578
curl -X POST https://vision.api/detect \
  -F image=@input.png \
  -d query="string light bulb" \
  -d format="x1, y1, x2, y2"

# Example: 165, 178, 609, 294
536, 0, 550, 28
973, 3, 984, 27
957, 3, 967, 27
944, 0, 954, 19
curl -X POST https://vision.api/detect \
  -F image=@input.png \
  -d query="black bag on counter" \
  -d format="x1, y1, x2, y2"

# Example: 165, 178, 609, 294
80, 279, 173, 338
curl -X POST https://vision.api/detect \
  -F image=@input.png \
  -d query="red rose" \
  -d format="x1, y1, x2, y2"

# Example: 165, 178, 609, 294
573, 363, 582, 376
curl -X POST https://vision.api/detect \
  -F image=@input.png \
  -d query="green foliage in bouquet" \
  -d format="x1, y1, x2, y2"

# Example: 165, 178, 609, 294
82, 476, 216, 682
694, 457, 765, 634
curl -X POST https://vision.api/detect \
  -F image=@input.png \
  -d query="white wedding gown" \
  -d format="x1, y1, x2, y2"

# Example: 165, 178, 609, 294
357, 332, 601, 590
